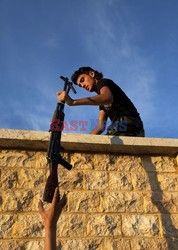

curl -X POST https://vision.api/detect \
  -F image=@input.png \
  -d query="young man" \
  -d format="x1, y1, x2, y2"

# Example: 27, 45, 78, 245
57, 66, 145, 136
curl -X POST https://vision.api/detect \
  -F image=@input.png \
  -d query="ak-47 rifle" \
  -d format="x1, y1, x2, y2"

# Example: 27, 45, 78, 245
43, 76, 76, 203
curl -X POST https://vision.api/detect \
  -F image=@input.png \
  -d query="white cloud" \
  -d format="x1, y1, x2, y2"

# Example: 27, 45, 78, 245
43, 36, 61, 50
83, 0, 157, 126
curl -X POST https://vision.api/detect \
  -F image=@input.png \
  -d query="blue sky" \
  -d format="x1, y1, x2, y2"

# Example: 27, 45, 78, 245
0, 0, 177, 138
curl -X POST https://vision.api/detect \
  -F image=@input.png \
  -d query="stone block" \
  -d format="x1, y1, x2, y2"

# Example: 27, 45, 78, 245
0, 168, 47, 189
84, 171, 109, 190
157, 173, 178, 191
35, 151, 48, 168
0, 168, 18, 188
122, 215, 160, 237
0, 189, 44, 212
161, 214, 178, 238
70, 153, 94, 170
132, 172, 159, 191
116, 156, 143, 172
144, 192, 178, 213
68, 191, 100, 212
12, 214, 44, 238
0, 214, 16, 238
56, 214, 70, 237
0, 190, 33, 212
130, 238, 173, 250
68, 214, 88, 237
16, 168, 48, 189
109, 172, 133, 190
93, 154, 118, 171
87, 214, 121, 236
143, 156, 177, 173
0, 150, 35, 168
0, 240, 44, 250
58, 169, 84, 191
105, 238, 131, 250
59, 239, 103, 250
101, 191, 144, 212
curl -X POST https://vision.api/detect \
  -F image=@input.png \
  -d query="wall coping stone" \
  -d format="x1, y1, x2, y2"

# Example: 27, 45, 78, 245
0, 129, 178, 156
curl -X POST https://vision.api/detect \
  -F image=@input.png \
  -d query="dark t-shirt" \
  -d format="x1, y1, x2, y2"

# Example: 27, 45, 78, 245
96, 78, 141, 122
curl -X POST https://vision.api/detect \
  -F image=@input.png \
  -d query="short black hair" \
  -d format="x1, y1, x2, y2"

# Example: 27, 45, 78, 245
71, 66, 103, 84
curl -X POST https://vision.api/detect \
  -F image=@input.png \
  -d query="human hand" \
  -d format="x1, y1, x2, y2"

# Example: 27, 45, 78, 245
57, 91, 74, 106
38, 187, 67, 229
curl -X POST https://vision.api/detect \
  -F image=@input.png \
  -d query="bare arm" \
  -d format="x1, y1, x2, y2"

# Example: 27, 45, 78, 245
90, 110, 108, 135
38, 188, 66, 250
57, 86, 113, 106
44, 226, 56, 250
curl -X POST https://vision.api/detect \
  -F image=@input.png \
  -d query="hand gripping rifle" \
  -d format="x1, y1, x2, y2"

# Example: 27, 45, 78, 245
43, 76, 76, 203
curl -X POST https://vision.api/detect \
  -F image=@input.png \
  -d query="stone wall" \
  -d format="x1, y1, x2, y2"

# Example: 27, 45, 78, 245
0, 129, 178, 250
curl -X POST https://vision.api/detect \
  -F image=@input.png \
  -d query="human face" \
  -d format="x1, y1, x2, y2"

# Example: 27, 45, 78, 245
76, 71, 96, 92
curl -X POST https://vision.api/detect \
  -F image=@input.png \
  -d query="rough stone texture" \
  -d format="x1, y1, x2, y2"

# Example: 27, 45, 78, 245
68, 214, 88, 237
12, 214, 44, 238
58, 169, 84, 191
58, 238, 104, 250
122, 215, 160, 237
87, 214, 121, 236
68, 191, 101, 212
0, 240, 44, 250
144, 191, 178, 213
130, 238, 178, 250
0, 214, 16, 238
107, 239, 131, 250
0, 130, 178, 249
108, 172, 133, 190
85, 171, 109, 190
101, 192, 144, 213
